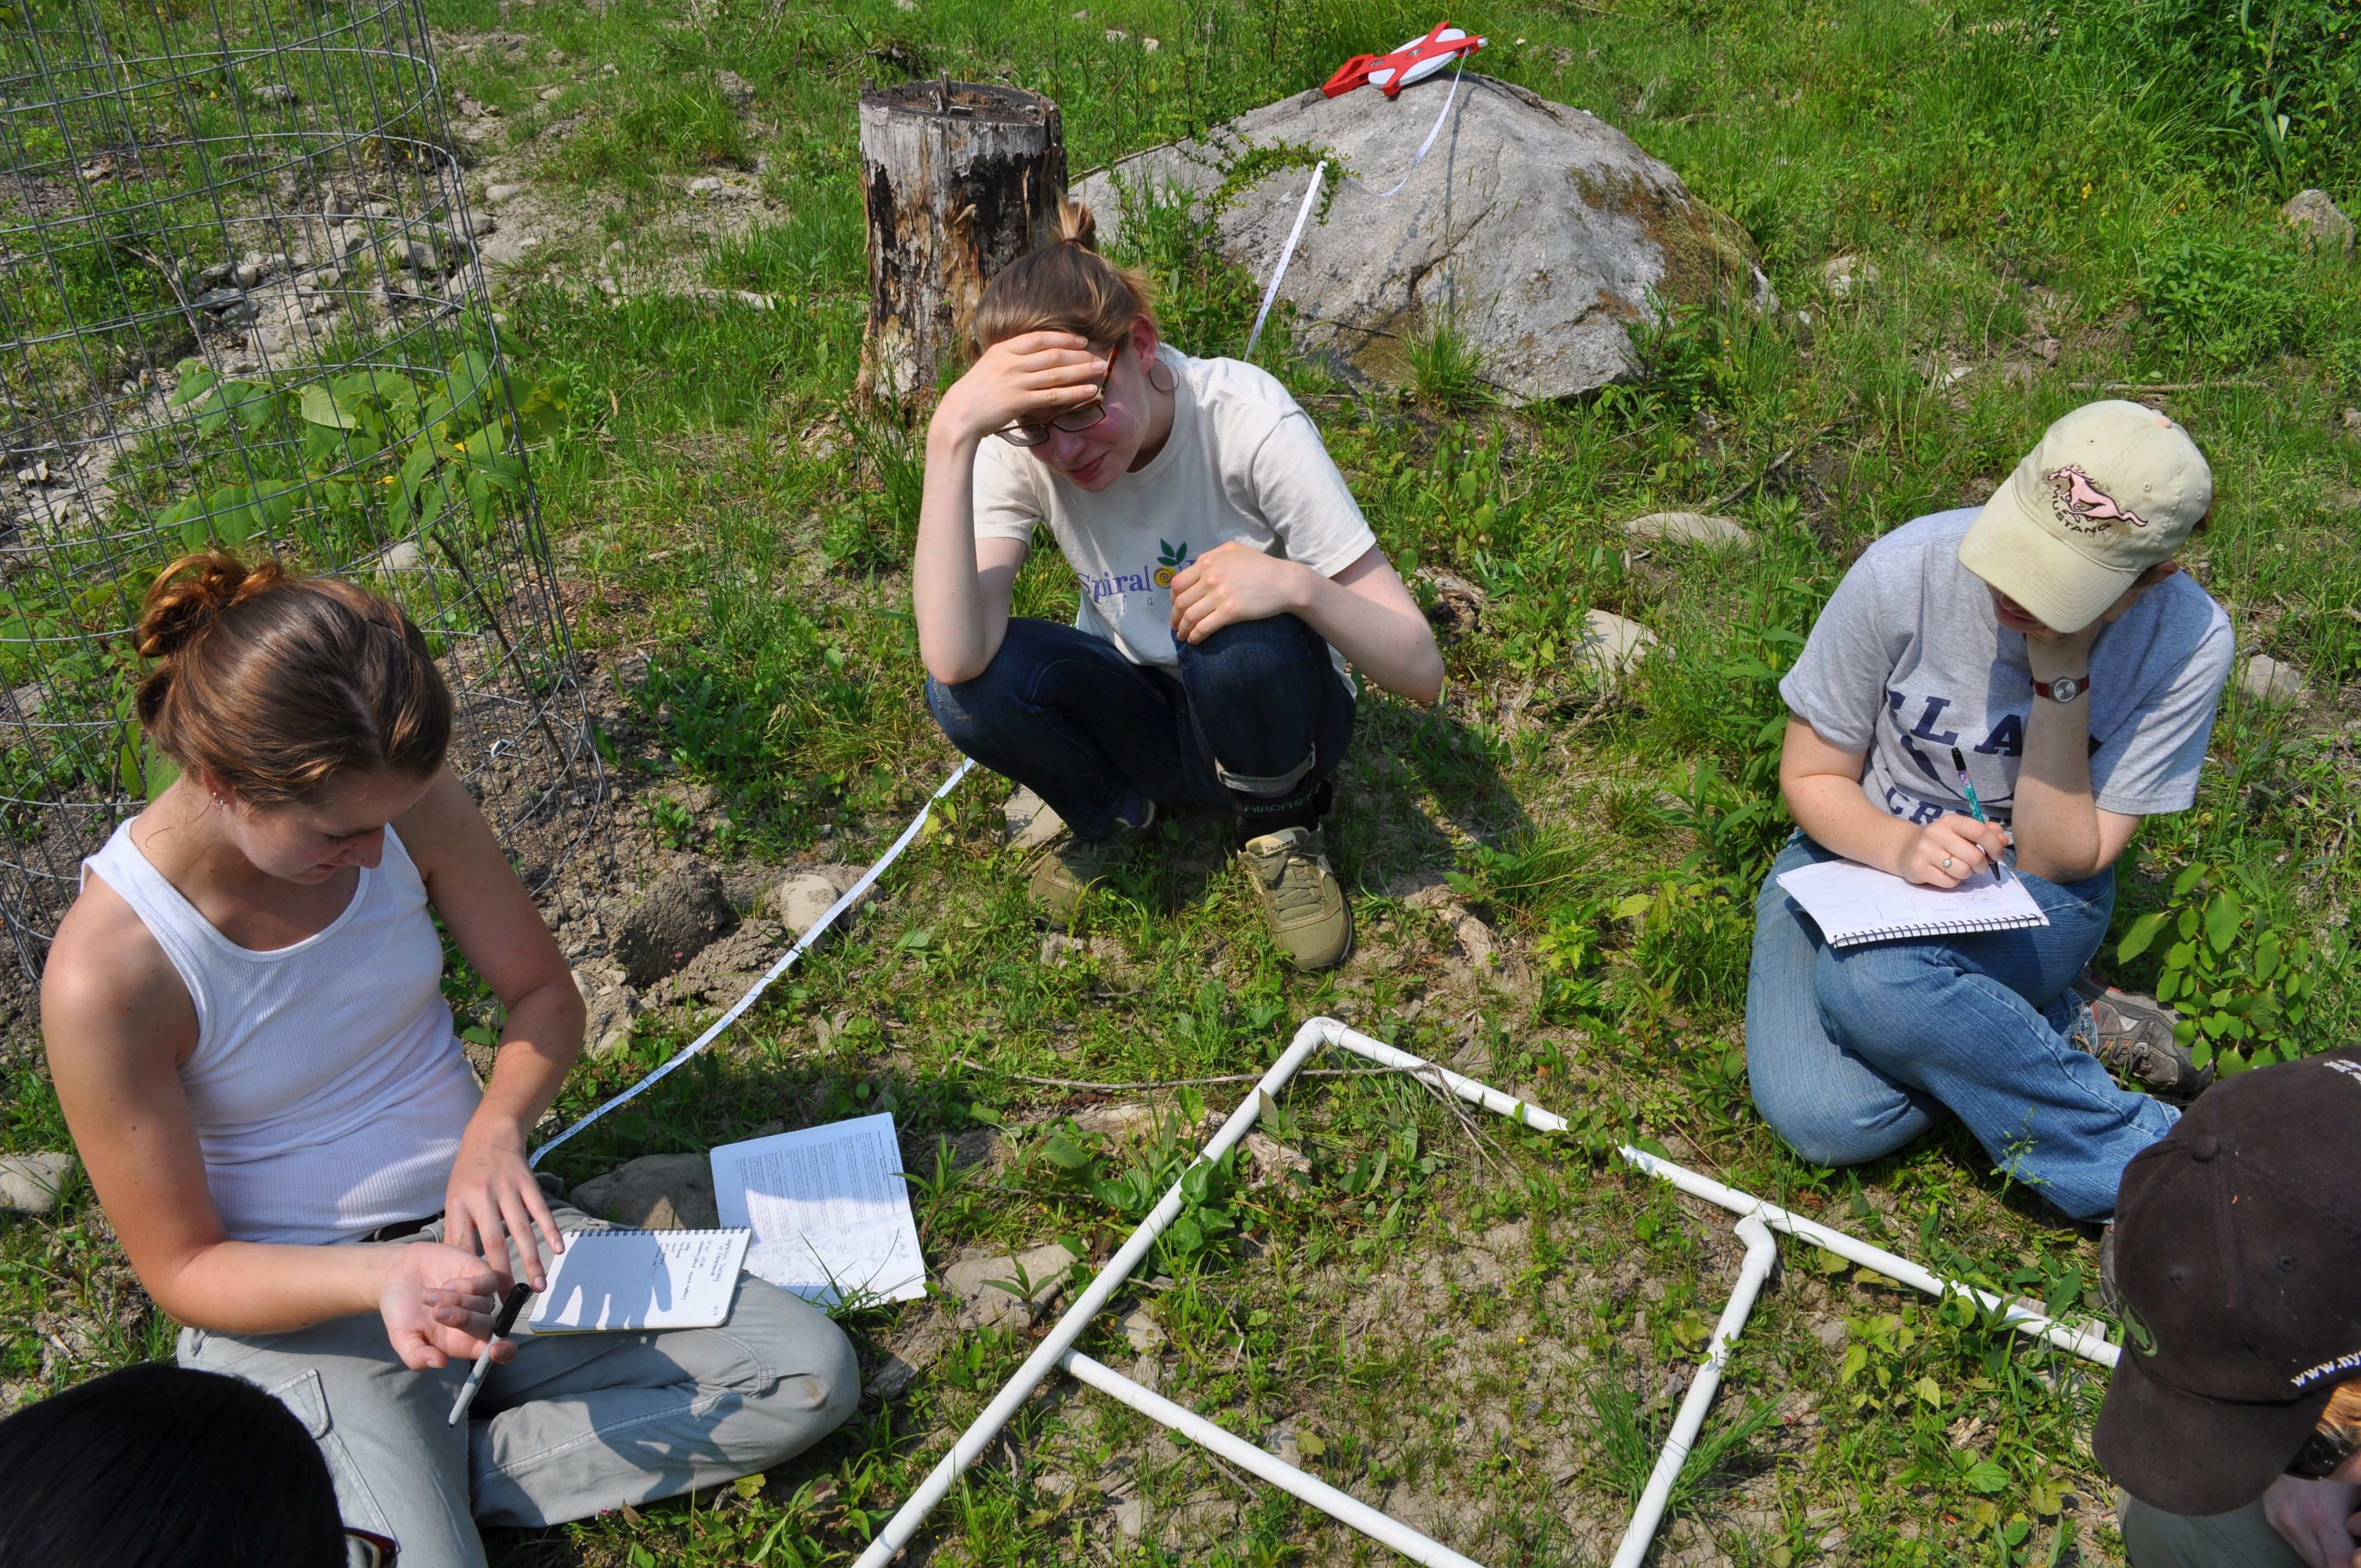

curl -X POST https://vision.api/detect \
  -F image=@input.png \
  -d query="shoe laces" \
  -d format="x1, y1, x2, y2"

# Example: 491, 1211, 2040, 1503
1250, 832, 1328, 917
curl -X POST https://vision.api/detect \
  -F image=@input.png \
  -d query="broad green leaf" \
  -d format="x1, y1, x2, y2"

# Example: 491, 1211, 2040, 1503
1838, 1343, 1867, 1382
2118, 911, 2171, 963
1963, 1459, 2009, 1494
1040, 1133, 1092, 1170
168, 363, 217, 406
2172, 863, 2207, 900
2204, 891, 2242, 954
299, 383, 358, 428
2255, 929, 2283, 983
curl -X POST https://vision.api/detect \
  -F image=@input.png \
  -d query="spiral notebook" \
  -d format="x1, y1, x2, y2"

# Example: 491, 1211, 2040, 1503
1777, 858, 2049, 948
527, 1226, 750, 1333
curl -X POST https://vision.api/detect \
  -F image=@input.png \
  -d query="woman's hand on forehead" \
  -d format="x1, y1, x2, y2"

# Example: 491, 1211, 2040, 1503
935, 331, 1107, 445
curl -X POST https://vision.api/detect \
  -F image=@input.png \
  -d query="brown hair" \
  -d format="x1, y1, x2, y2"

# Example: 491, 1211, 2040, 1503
969, 198, 1158, 352
2320, 1380, 2361, 1442
134, 553, 452, 809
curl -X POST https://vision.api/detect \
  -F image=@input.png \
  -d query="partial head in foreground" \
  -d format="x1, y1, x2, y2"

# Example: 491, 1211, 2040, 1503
967, 199, 1174, 491
137, 551, 453, 881
0, 1361, 351, 1568
2095, 1046, 2361, 1516
1958, 400, 2211, 635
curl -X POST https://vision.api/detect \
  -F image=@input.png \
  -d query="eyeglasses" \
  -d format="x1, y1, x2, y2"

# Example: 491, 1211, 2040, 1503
347, 1527, 400, 1567
2286, 1424, 2361, 1481
991, 339, 1120, 447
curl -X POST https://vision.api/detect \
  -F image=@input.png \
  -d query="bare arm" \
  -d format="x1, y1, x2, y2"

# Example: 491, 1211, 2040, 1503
41, 883, 508, 1365
2012, 634, 2144, 882
399, 767, 586, 1288
1779, 716, 2011, 888
1169, 542, 1444, 704
916, 330, 1103, 684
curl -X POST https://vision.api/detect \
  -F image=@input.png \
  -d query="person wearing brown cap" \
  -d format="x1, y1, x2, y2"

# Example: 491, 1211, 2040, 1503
2099, 1047, 2361, 1565
1747, 401, 2234, 1219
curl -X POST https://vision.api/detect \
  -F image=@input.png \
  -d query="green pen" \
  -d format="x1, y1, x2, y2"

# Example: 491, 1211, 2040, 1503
1950, 745, 2006, 885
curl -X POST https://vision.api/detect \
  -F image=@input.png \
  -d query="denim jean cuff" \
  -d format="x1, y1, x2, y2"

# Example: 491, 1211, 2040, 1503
1214, 744, 1316, 798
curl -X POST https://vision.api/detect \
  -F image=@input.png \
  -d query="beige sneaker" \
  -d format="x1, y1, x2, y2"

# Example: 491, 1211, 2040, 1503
1026, 803, 1154, 925
1239, 825, 1352, 970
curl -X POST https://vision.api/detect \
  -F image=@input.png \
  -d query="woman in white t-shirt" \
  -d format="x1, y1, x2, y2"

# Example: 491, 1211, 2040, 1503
1747, 402, 2233, 1221
914, 200, 1441, 970
42, 556, 856, 1567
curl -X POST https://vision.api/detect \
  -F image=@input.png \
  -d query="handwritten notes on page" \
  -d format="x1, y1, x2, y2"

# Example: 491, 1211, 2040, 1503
528, 1228, 749, 1333
710, 1113, 927, 1306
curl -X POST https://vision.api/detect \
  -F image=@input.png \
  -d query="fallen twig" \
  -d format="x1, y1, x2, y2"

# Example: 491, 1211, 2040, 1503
2067, 379, 2261, 394
952, 1059, 1406, 1093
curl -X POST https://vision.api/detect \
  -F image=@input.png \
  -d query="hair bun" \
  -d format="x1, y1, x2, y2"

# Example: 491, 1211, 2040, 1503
137, 552, 284, 661
1056, 197, 1099, 251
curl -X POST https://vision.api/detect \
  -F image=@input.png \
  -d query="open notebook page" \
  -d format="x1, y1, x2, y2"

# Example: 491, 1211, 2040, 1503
527, 1228, 749, 1333
1776, 857, 2049, 948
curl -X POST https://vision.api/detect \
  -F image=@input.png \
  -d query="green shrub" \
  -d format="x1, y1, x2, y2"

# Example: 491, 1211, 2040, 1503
2139, 236, 2310, 367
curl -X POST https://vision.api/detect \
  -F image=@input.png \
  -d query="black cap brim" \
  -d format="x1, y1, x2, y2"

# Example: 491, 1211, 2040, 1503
2096, 1342, 2334, 1517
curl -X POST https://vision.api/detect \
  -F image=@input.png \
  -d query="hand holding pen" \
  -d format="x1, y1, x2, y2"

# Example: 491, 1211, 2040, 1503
448, 1281, 535, 1426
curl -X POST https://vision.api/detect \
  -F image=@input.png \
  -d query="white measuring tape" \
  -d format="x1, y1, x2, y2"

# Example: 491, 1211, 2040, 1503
1244, 56, 1469, 360
529, 757, 976, 1169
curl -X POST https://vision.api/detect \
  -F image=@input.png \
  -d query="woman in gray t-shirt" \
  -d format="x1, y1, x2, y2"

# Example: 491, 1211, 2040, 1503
1746, 401, 2233, 1221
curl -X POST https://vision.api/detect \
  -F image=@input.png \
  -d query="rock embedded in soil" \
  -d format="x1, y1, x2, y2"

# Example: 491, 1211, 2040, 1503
1075, 75, 1771, 405
942, 1241, 1080, 1329
1822, 253, 1880, 298
1121, 1308, 1166, 1352
715, 69, 758, 105
612, 864, 737, 987
1574, 608, 1657, 679
2283, 189, 2355, 257
2240, 654, 2311, 708
569, 1152, 719, 1229
1623, 510, 1753, 551
0, 1152, 74, 1217
772, 872, 866, 941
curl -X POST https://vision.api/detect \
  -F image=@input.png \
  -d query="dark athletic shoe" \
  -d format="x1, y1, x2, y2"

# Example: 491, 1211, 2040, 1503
2071, 971, 2213, 1102
1026, 802, 1155, 927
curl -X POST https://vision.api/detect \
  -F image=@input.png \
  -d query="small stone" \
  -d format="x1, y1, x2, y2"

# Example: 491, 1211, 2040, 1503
2240, 654, 2311, 708
2282, 189, 2355, 258
715, 69, 757, 104
485, 182, 525, 204
613, 864, 738, 987
1105, 28, 1127, 41
1129, 1352, 1161, 1391
392, 238, 439, 273
688, 175, 723, 194
1108, 1487, 1145, 1538
540, 85, 564, 102
943, 1242, 1080, 1328
569, 1152, 717, 1229
584, 985, 643, 1059
232, 260, 265, 288
772, 872, 856, 941
0, 1152, 74, 1217
1122, 1308, 1166, 1352
1623, 510, 1753, 551
1812, 1318, 1848, 1349
1822, 253, 1879, 300
2330, 487, 2361, 511
364, 201, 394, 217
249, 81, 298, 105
461, 211, 497, 238
1573, 608, 1657, 679
378, 540, 425, 572
1004, 785, 1065, 850
1142, 35, 1160, 50
2343, 408, 2361, 435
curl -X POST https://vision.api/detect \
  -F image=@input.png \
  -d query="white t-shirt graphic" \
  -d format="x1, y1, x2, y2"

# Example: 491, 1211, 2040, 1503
970, 346, 1378, 679
1780, 510, 2233, 827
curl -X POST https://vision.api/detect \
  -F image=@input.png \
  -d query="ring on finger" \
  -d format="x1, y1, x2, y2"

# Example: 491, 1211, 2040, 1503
1941, 854, 1955, 870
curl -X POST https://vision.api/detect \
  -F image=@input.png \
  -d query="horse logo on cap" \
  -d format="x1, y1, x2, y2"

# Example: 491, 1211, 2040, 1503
2047, 465, 2151, 534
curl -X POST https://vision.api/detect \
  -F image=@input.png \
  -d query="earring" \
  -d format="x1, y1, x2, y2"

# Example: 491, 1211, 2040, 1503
1145, 356, 1176, 394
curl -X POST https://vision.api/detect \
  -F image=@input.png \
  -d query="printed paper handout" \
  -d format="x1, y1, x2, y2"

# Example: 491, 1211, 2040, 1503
528, 1227, 750, 1333
710, 1113, 927, 1305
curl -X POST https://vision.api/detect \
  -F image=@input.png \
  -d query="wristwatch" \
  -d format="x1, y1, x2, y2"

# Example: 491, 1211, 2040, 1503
2033, 674, 2089, 704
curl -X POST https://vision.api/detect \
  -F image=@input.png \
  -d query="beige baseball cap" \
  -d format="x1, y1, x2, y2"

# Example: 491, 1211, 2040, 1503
1958, 400, 2212, 634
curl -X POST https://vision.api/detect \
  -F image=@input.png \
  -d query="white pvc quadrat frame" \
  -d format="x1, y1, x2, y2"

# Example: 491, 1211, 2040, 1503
855, 1016, 2119, 1568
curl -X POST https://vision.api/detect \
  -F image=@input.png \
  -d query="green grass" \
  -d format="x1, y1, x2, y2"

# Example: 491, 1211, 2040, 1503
7, 0, 2361, 1562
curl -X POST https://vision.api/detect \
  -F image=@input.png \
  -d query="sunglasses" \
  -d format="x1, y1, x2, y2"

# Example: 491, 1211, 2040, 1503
991, 339, 1121, 447
347, 1527, 399, 1567
2287, 1424, 2361, 1482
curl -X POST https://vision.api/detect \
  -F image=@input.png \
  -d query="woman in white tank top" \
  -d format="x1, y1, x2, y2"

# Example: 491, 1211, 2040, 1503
41, 554, 857, 1568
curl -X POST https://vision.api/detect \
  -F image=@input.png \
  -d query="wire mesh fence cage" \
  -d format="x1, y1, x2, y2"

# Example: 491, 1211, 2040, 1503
0, 0, 600, 978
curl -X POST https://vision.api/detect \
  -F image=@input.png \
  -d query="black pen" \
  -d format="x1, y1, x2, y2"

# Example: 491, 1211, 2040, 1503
447, 1281, 535, 1427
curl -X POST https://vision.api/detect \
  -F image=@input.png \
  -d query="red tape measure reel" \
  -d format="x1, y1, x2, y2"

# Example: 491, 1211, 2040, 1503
1322, 22, 1486, 99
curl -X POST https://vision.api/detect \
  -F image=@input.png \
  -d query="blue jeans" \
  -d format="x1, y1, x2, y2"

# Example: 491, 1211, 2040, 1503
1745, 834, 2177, 1220
924, 614, 1356, 840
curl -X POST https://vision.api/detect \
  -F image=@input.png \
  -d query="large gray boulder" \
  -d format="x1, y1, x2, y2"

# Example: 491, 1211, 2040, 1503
1076, 75, 1769, 404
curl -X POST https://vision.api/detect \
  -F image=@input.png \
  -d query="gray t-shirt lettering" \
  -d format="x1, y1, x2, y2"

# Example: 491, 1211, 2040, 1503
1779, 509, 2233, 826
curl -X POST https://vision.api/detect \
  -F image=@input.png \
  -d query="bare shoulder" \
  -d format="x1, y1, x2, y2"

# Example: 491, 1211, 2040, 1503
43, 870, 196, 1070
389, 765, 502, 884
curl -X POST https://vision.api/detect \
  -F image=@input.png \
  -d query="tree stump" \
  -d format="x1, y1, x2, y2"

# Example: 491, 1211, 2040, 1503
857, 79, 1065, 409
